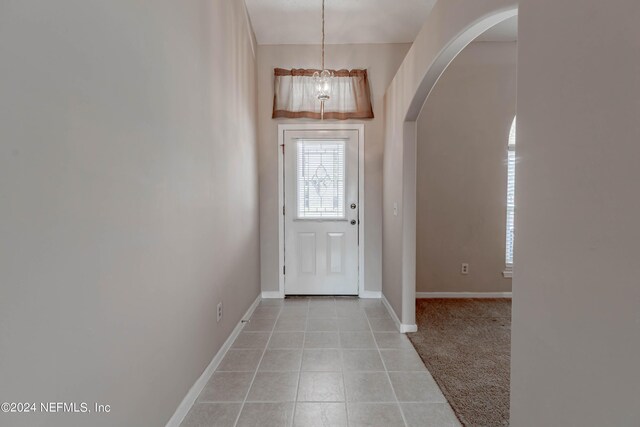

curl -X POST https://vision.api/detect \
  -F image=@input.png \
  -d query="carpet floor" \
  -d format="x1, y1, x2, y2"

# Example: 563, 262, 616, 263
407, 299, 511, 427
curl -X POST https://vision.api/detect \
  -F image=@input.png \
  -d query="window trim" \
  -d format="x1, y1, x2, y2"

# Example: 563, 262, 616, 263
502, 264, 513, 278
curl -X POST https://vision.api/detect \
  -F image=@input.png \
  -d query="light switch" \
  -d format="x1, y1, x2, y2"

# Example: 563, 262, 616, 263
393, 202, 398, 216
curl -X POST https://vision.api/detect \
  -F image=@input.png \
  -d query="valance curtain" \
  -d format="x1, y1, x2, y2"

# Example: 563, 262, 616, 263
272, 68, 374, 120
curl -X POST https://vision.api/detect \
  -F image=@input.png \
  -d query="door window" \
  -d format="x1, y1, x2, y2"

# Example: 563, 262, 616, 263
296, 140, 346, 219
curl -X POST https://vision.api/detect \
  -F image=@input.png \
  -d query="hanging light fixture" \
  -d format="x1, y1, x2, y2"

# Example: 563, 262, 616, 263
312, 0, 333, 119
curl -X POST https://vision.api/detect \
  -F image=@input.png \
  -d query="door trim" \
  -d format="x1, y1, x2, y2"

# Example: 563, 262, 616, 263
277, 123, 365, 298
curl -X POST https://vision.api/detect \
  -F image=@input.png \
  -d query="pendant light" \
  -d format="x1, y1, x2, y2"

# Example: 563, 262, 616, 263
312, 0, 333, 119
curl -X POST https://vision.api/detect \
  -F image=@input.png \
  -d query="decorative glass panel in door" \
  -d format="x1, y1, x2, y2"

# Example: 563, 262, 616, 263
296, 140, 346, 219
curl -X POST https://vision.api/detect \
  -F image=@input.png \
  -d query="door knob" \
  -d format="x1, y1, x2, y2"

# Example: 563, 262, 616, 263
350, 203, 357, 209
350, 220, 357, 225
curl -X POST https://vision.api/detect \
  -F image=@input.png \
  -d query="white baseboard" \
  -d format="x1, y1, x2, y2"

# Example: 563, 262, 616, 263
401, 324, 418, 333
359, 290, 382, 299
166, 294, 262, 427
261, 291, 284, 299
416, 292, 512, 299
381, 294, 400, 332
381, 294, 417, 334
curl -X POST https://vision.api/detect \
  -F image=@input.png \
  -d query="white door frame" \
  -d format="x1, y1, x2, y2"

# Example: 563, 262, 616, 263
277, 123, 365, 298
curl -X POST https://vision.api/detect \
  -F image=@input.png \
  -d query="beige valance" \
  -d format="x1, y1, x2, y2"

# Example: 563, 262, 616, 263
272, 68, 374, 120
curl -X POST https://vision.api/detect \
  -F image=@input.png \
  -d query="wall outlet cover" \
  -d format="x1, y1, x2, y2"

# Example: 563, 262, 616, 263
461, 263, 469, 275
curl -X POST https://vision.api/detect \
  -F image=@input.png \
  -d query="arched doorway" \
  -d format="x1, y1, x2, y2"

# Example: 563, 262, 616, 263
381, 0, 517, 332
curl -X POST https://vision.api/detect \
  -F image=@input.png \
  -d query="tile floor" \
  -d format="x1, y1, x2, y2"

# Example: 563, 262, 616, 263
181, 297, 460, 427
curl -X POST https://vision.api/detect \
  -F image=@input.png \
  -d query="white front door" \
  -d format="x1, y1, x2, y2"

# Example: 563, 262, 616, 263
283, 129, 359, 295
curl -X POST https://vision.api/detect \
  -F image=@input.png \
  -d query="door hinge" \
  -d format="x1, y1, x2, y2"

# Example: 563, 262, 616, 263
283, 205, 285, 216
283, 265, 286, 275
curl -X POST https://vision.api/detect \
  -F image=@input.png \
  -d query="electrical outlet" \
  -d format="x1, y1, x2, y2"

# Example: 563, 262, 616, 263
217, 302, 223, 322
461, 263, 469, 275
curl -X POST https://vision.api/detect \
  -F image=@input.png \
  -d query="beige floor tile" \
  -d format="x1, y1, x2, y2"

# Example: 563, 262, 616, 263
274, 316, 307, 331
373, 332, 414, 349
358, 299, 385, 308
242, 317, 277, 332
337, 316, 370, 331
246, 372, 298, 402
280, 306, 309, 317
258, 349, 303, 372
231, 332, 270, 349
268, 332, 305, 349
259, 299, 284, 307
401, 402, 461, 427
308, 298, 336, 307
343, 372, 395, 402
216, 349, 263, 372
368, 317, 398, 332
339, 331, 376, 349
306, 317, 339, 331
251, 306, 282, 319
236, 402, 294, 427
364, 305, 390, 318
301, 349, 343, 372
335, 299, 363, 310
180, 402, 241, 427
304, 332, 340, 348
347, 403, 405, 427
336, 309, 367, 320
341, 349, 384, 371
297, 372, 345, 402
309, 306, 338, 318
283, 297, 310, 304
198, 372, 253, 402
380, 349, 427, 371
389, 371, 446, 402
293, 402, 348, 427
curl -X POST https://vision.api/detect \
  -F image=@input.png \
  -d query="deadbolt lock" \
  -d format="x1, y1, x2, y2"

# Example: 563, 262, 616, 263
350, 203, 357, 209
350, 220, 357, 225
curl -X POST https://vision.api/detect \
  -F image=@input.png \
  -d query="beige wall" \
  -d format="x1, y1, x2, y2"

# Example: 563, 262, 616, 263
416, 41, 516, 293
0, 1, 259, 426
511, 1, 640, 425
257, 43, 410, 295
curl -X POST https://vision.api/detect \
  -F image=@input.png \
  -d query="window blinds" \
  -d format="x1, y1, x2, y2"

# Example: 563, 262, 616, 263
505, 118, 516, 266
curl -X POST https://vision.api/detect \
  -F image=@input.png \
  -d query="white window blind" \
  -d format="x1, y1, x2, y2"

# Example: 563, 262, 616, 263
505, 117, 516, 266
296, 140, 346, 219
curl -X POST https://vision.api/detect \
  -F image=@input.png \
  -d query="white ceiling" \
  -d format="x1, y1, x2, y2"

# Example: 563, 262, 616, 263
474, 16, 518, 42
244, 0, 436, 45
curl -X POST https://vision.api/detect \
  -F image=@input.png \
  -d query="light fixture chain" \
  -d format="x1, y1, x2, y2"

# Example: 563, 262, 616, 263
313, 0, 330, 119
321, 0, 325, 70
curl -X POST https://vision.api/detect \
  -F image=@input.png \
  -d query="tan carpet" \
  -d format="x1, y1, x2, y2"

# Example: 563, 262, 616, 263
407, 299, 511, 427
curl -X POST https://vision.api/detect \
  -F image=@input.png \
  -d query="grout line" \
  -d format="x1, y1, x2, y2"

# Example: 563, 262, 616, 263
232, 302, 281, 427
340, 332, 349, 427
289, 298, 310, 427
364, 302, 410, 427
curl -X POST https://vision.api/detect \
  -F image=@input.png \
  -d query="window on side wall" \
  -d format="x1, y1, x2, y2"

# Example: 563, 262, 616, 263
504, 117, 516, 277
